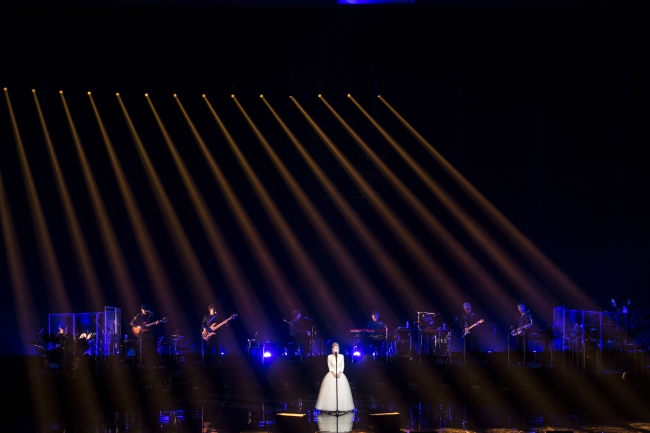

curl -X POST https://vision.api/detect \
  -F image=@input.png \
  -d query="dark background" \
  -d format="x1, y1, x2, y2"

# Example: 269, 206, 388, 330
1, 4, 649, 354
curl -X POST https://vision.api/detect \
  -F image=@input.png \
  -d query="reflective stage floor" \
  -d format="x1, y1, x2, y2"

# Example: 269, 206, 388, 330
2, 353, 649, 432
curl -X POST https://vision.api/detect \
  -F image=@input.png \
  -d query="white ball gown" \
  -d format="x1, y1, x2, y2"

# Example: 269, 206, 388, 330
315, 353, 355, 412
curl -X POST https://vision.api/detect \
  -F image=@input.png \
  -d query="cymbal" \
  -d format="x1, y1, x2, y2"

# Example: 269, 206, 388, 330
26, 340, 42, 346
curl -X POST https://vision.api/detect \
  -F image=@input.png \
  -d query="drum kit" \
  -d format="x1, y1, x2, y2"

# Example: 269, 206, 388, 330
415, 312, 453, 360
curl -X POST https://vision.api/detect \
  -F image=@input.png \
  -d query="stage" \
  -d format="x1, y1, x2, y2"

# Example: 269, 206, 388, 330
2, 352, 649, 432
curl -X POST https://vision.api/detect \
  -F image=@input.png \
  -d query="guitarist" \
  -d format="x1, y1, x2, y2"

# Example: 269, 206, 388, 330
461, 303, 480, 361
511, 302, 533, 364
201, 304, 220, 363
130, 304, 155, 366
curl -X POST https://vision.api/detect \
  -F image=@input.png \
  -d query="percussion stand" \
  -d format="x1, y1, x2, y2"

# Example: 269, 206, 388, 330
309, 324, 315, 362
507, 331, 510, 367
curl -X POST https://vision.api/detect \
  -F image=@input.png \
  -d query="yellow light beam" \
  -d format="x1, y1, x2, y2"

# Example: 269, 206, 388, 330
63, 93, 140, 310
256, 95, 398, 325
0, 168, 59, 433
18, 88, 101, 430
262, 95, 423, 319
94, 94, 185, 329
227, 95, 342, 317
33, 90, 106, 312
172, 95, 272, 336
349, 94, 554, 313
378, 95, 598, 311
326, 95, 517, 312
292, 96, 445, 312
143, 95, 220, 311
231, 95, 356, 325
6, 89, 70, 313
201, 95, 305, 318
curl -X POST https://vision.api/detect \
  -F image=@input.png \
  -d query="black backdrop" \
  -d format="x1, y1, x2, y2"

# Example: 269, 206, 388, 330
1, 5, 649, 354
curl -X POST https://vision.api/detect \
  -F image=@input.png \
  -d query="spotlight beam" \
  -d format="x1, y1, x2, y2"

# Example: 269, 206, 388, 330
378, 95, 598, 311
144, 95, 221, 310
110, 94, 187, 330
6, 89, 71, 313
292, 96, 443, 311
77, 93, 140, 310
231, 95, 356, 324
173, 95, 272, 335
329, 95, 517, 311
349, 95, 554, 312
201, 95, 305, 318
259, 95, 399, 325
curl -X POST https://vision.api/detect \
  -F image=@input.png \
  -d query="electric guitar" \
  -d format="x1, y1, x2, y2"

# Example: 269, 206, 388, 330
462, 319, 484, 337
202, 314, 238, 341
132, 317, 167, 336
511, 323, 531, 336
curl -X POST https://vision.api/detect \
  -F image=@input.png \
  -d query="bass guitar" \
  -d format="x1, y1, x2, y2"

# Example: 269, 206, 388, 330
462, 319, 484, 337
132, 317, 168, 337
202, 314, 238, 341
511, 323, 531, 336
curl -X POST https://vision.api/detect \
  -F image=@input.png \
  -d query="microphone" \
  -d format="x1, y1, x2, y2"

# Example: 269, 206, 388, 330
283, 319, 290, 324
38, 328, 44, 334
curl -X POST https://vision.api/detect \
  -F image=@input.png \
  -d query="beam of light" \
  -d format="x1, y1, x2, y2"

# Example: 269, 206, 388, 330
201, 95, 305, 318
259, 95, 400, 326
0, 168, 59, 433
327, 95, 517, 313
292, 96, 449, 312
113, 94, 189, 331
61, 93, 144, 417
263, 96, 421, 320
377, 95, 599, 311
172, 95, 272, 337
6, 89, 71, 313
348, 95, 556, 315
230, 95, 352, 323
13, 89, 103, 430
143, 95, 224, 311
79, 94, 139, 310
32, 91, 106, 312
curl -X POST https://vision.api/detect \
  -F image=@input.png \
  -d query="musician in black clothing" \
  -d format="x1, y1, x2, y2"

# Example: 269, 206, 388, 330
289, 309, 311, 358
130, 304, 155, 366
364, 311, 386, 356
366, 311, 386, 330
511, 302, 533, 363
202, 303, 220, 363
461, 303, 480, 360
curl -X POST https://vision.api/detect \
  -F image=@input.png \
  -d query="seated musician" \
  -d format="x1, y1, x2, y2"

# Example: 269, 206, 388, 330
202, 303, 220, 363
366, 311, 386, 330
364, 311, 386, 356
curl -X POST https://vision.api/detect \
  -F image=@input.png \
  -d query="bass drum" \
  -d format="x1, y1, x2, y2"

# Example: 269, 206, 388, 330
434, 332, 452, 357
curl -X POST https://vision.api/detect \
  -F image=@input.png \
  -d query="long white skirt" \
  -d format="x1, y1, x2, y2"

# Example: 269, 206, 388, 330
315, 372, 355, 411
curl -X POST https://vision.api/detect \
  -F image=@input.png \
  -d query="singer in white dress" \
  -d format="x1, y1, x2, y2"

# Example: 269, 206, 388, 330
315, 342, 355, 412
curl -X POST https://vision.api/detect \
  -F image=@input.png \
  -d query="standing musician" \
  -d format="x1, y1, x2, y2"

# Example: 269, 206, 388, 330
461, 303, 480, 360
289, 309, 312, 357
130, 304, 155, 366
511, 302, 533, 364
202, 303, 220, 363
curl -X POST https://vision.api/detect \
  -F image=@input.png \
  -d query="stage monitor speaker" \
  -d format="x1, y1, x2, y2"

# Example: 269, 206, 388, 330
369, 412, 400, 432
276, 412, 309, 433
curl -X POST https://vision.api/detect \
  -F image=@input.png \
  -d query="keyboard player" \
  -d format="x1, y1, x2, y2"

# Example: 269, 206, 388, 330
364, 311, 387, 356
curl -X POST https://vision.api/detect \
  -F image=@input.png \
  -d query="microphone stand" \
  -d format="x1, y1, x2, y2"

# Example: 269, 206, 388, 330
335, 353, 339, 417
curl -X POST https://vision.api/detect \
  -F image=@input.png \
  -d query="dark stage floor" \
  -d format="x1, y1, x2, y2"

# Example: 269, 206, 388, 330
1, 353, 649, 432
